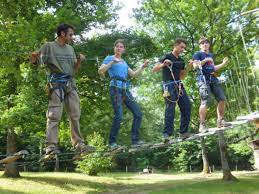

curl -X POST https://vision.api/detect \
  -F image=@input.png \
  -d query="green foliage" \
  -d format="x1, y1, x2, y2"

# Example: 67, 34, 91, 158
136, 157, 150, 170
0, 0, 257, 174
0, 0, 118, 154
76, 132, 114, 176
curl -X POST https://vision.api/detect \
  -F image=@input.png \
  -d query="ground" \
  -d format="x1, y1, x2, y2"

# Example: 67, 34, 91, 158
0, 171, 259, 194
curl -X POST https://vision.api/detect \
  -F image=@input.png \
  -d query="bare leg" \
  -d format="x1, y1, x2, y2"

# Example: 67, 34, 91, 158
217, 101, 225, 120
199, 104, 207, 123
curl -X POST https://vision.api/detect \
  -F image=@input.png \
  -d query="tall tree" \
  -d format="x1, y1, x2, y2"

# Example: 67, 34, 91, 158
134, 0, 257, 180
0, 0, 117, 177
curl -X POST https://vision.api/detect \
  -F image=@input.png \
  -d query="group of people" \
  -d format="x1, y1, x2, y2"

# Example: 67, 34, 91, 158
30, 23, 231, 154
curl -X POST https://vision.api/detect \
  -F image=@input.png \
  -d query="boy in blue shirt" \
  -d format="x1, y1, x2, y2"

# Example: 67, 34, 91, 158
192, 37, 231, 132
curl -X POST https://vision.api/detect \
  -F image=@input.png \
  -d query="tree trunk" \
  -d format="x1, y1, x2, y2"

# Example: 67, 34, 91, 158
2, 129, 20, 178
217, 131, 237, 181
250, 119, 259, 170
200, 137, 210, 174
249, 140, 259, 170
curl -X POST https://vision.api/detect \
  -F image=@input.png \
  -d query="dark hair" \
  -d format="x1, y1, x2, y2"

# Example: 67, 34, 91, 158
114, 39, 126, 47
173, 38, 187, 46
56, 23, 75, 37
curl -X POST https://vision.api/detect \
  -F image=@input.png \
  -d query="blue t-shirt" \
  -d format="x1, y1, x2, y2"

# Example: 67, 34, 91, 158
103, 55, 130, 89
193, 51, 217, 83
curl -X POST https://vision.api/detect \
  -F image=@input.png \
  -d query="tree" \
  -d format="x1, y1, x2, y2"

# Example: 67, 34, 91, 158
134, 0, 257, 180
0, 0, 117, 177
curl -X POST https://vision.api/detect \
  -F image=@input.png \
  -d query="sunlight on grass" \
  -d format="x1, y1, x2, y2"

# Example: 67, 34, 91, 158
0, 171, 259, 194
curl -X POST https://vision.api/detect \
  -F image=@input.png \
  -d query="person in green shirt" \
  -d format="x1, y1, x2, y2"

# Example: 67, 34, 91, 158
30, 23, 95, 155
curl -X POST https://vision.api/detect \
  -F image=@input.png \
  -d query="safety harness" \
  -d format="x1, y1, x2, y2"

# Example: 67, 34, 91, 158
110, 76, 134, 105
163, 62, 184, 103
47, 73, 72, 102
197, 61, 218, 84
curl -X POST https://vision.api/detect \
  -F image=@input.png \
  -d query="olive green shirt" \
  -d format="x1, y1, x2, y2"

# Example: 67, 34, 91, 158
39, 41, 77, 76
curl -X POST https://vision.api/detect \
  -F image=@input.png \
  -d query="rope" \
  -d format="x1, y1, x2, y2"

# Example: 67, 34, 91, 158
163, 62, 183, 103
0, 50, 104, 64
236, 13, 259, 111
233, 54, 251, 113
0, 112, 257, 168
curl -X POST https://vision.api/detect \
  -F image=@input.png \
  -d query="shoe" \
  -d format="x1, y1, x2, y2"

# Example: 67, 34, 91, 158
109, 143, 123, 151
131, 140, 150, 148
163, 134, 171, 144
217, 118, 232, 128
45, 144, 60, 155
179, 132, 193, 139
75, 142, 96, 154
199, 122, 208, 133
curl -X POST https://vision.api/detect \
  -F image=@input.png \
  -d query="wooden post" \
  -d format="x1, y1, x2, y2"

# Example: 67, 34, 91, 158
200, 137, 210, 174
3, 129, 20, 178
54, 154, 59, 172
217, 130, 238, 181
249, 119, 259, 170
39, 143, 42, 172
255, 119, 259, 129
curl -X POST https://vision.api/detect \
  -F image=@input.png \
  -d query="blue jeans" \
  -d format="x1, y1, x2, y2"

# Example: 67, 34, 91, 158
163, 82, 191, 136
109, 87, 142, 144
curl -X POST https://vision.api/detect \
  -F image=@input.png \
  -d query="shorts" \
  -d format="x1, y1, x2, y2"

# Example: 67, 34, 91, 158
198, 81, 226, 105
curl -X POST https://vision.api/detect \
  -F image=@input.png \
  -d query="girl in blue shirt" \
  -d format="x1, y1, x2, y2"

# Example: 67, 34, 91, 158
98, 39, 149, 150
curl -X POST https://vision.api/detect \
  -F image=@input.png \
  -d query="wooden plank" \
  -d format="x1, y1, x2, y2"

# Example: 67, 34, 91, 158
254, 119, 259, 129
0, 150, 28, 164
148, 118, 253, 150
236, 112, 259, 121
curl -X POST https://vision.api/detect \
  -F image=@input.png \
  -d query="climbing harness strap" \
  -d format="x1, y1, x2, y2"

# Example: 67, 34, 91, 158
163, 62, 183, 103
47, 73, 72, 102
110, 76, 135, 106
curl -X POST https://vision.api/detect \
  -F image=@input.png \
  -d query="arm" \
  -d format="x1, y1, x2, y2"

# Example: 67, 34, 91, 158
30, 51, 40, 65
214, 57, 229, 71
30, 43, 49, 65
128, 59, 149, 78
74, 53, 85, 73
98, 57, 121, 76
153, 59, 172, 72
193, 58, 214, 68
179, 70, 186, 80
180, 60, 193, 80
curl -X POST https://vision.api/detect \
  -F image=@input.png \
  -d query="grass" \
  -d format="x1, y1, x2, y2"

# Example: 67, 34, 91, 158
0, 171, 259, 194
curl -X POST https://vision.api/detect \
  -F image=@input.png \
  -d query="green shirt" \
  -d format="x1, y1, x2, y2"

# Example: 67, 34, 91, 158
39, 41, 77, 76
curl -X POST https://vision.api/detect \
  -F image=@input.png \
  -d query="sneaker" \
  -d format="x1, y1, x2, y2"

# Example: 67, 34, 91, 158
217, 118, 232, 128
109, 143, 123, 151
179, 132, 193, 139
162, 133, 171, 144
75, 142, 96, 154
199, 122, 208, 133
45, 144, 60, 155
131, 140, 150, 148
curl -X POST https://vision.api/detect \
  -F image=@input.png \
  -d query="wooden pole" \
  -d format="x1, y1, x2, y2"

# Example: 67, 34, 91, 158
217, 131, 238, 181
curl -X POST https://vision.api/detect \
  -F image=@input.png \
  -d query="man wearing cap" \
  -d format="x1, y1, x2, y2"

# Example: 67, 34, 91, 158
153, 38, 192, 142
192, 37, 231, 133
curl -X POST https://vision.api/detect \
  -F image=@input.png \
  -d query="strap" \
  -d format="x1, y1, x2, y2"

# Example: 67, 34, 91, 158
163, 62, 183, 103
48, 75, 71, 83
47, 73, 72, 102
